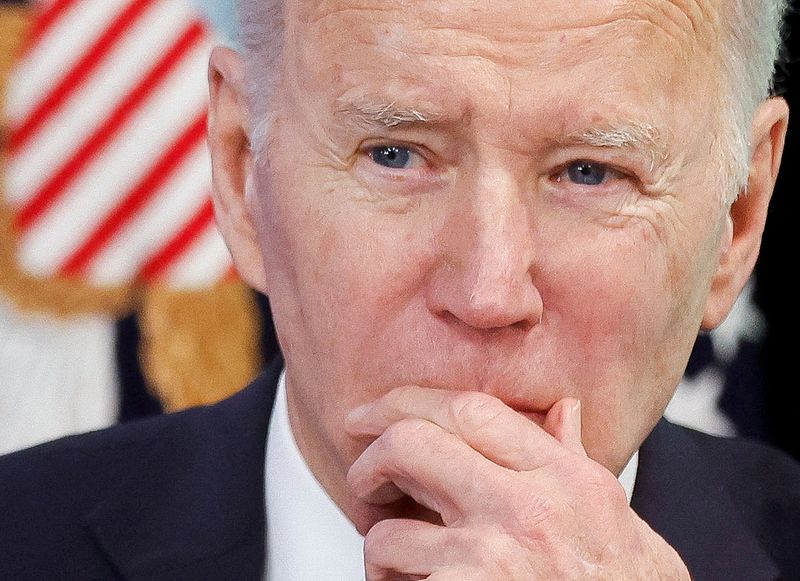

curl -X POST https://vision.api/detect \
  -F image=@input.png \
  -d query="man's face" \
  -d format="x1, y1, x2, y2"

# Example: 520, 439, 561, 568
250, 0, 730, 518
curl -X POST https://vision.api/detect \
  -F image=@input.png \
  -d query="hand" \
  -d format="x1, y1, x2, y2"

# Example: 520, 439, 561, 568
345, 387, 690, 580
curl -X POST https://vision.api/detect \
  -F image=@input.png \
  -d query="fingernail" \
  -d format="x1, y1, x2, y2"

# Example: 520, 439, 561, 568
572, 400, 582, 435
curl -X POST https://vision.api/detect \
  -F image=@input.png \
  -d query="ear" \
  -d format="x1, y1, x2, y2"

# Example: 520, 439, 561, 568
701, 97, 788, 329
208, 46, 268, 294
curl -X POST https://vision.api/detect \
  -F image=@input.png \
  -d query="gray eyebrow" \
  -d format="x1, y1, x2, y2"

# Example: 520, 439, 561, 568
334, 99, 440, 129
333, 99, 669, 170
560, 123, 669, 169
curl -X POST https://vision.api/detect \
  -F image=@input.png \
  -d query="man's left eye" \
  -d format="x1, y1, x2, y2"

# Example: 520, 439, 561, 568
369, 146, 418, 169
557, 161, 612, 186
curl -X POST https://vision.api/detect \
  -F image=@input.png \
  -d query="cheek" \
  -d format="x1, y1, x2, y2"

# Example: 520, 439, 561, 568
535, 222, 677, 423
539, 225, 667, 363
257, 162, 434, 358
539, 210, 720, 468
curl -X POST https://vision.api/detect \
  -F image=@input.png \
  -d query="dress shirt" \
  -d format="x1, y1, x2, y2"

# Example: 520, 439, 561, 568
265, 371, 638, 580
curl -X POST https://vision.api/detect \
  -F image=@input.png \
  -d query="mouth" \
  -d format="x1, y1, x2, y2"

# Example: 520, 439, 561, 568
515, 409, 548, 426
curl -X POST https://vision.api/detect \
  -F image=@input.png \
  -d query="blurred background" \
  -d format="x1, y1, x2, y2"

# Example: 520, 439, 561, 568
0, 0, 796, 459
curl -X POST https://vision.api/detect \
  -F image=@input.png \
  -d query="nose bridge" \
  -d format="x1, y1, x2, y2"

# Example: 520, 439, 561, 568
431, 165, 542, 330
471, 169, 533, 279
467, 167, 535, 299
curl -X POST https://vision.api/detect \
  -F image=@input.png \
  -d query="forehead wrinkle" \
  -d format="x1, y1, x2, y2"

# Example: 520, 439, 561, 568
619, 0, 719, 51
297, 1, 398, 25
666, 0, 716, 31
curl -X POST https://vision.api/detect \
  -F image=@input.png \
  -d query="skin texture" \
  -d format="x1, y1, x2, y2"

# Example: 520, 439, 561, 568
207, 0, 787, 577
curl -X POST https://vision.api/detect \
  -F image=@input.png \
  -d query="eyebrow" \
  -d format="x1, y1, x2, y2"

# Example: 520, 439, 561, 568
333, 99, 670, 168
334, 98, 442, 129
558, 123, 670, 168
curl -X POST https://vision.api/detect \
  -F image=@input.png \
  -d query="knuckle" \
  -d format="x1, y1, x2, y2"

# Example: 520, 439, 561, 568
576, 461, 628, 506
449, 391, 505, 431
515, 492, 561, 529
381, 417, 433, 452
465, 527, 537, 578
492, 483, 567, 543
468, 527, 507, 567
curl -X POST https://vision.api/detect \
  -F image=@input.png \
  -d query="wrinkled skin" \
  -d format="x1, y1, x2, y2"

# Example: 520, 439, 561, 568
208, 0, 787, 577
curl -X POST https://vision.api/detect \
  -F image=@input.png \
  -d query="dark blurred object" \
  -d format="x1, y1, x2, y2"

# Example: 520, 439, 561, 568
115, 292, 281, 422
254, 292, 281, 364
116, 313, 163, 422
756, 0, 800, 460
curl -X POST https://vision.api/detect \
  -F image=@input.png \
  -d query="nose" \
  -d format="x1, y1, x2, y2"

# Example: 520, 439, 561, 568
427, 168, 543, 332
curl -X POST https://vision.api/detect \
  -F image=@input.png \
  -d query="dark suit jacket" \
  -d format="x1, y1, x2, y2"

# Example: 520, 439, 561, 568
1, 357, 798, 580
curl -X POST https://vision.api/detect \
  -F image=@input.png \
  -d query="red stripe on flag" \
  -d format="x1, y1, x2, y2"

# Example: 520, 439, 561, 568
8, 0, 160, 156
14, 21, 206, 233
138, 197, 215, 281
59, 112, 208, 276
24, 0, 81, 53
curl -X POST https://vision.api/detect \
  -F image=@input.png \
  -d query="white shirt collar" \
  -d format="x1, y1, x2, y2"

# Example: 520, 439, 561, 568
265, 370, 638, 580
265, 372, 365, 581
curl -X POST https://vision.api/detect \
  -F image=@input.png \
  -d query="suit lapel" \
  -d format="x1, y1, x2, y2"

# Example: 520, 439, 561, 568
85, 358, 282, 581
632, 419, 780, 580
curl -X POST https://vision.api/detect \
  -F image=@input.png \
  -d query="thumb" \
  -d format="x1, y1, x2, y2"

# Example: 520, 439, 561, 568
543, 398, 587, 456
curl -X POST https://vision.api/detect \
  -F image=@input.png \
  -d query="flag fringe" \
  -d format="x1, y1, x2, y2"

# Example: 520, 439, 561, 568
140, 282, 263, 411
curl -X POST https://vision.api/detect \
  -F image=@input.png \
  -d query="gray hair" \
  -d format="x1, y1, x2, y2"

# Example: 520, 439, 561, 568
717, 0, 788, 201
235, 0, 787, 202
236, 0, 284, 153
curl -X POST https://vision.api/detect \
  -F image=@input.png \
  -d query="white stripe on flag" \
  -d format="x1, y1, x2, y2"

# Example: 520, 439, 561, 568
87, 146, 212, 285
15, 49, 210, 276
4, 0, 132, 124
165, 225, 232, 289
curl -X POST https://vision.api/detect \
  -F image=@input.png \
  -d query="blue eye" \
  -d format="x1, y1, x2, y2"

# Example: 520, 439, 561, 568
369, 146, 413, 169
566, 161, 608, 185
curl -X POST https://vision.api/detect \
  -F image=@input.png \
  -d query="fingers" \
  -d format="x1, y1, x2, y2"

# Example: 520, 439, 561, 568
347, 417, 497, 524
364, 519, 492, 581
347, 387, 572, 471
363, 519, 458, 581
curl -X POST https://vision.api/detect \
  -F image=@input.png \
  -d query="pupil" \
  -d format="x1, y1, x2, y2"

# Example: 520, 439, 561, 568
568, 161, 606, 186
374, 146, 411, 169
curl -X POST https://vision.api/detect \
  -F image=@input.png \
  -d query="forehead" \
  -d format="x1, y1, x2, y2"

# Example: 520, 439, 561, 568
289, 0, 721, 52
276, 0, 725, 159
289, 3, 717, 100
284, 0, 721, 95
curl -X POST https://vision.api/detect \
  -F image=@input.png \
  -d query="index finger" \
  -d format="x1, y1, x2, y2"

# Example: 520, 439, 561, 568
345, 387, 571, 471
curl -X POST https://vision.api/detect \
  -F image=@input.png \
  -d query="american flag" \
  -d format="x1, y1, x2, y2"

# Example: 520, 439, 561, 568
0, 0, 244, 455
3, 0, 230, 289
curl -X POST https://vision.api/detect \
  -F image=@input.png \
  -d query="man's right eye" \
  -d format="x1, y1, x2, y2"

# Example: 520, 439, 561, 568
368, 146, 418, 169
